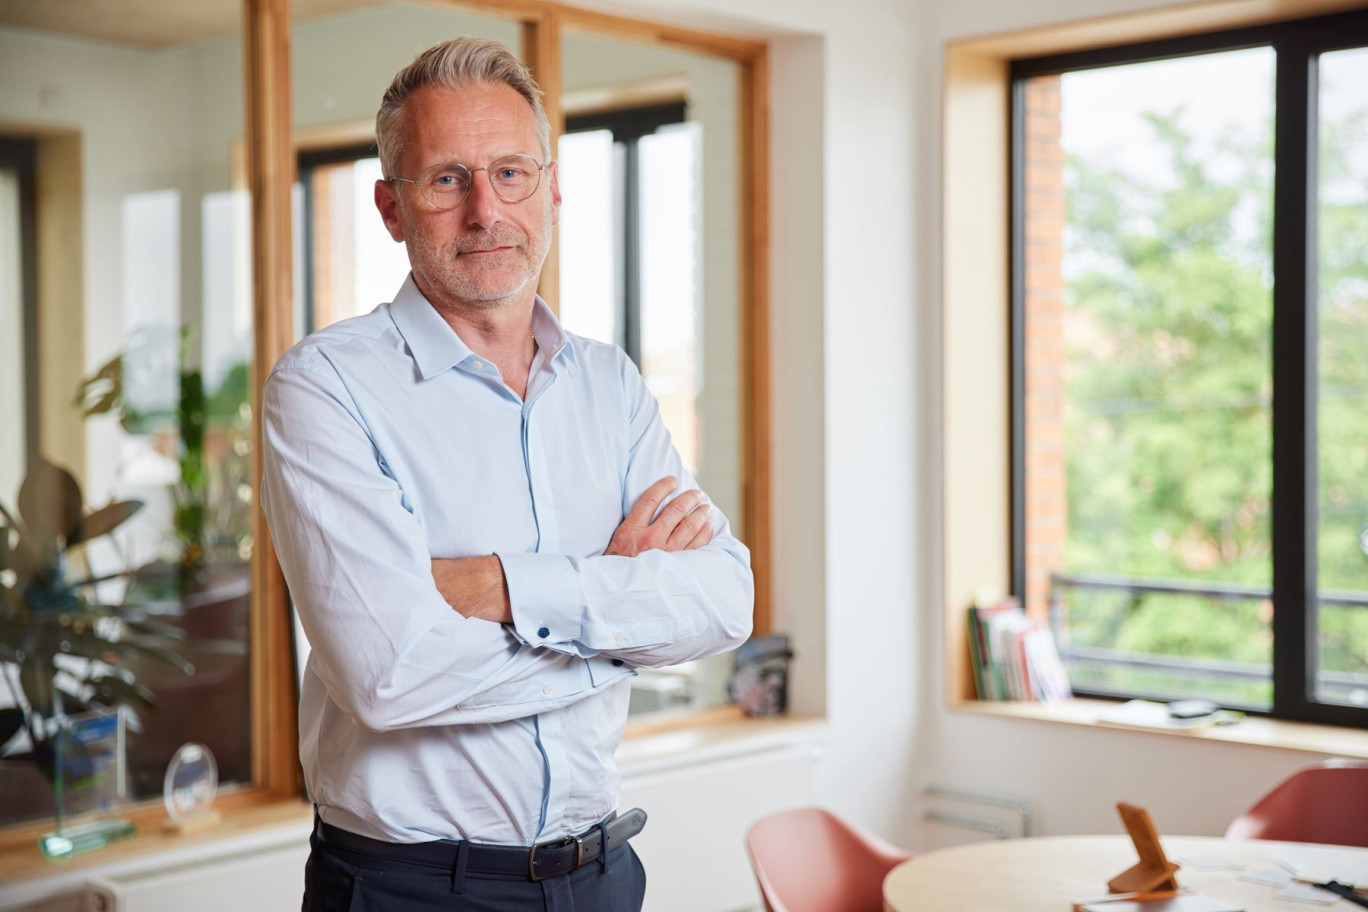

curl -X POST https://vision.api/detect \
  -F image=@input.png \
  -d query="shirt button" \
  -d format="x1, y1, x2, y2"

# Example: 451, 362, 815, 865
472, 359, 484, 368
537, 626, 550, 638
614, 633, 626, 644
542, 685, 552, 695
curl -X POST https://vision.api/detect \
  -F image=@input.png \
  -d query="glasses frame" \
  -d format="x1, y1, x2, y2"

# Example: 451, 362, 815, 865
389, 154, 550, 211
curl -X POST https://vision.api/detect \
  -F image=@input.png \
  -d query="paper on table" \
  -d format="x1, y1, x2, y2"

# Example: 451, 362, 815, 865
1237, 866, 1293, 887
1175, 853, 1247, 872
1280, 846, 1368, 889
1276, 883, 1342, 905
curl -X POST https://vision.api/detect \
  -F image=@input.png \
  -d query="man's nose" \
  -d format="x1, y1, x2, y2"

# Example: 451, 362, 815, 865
461, 170, 501, 228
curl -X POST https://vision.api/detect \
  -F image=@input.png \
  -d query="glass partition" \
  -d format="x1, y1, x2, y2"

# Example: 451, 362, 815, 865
0, 3, 253, 825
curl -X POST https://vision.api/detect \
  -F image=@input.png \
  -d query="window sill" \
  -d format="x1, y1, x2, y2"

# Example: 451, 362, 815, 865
0, 793, 314, 902
0, 708, 824, 901
948, 697, 1368, 758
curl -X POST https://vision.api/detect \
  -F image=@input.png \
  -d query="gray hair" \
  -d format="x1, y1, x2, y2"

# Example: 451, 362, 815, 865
375, 37, 551, 179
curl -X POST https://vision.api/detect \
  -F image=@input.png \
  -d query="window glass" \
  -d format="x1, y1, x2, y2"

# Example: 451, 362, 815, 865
1315, 45, 1368, 708
0, 4, 253, 825
558, 128, 620, 347
561, 29, 744, 716
0, 161, 24, 500
640, 123, 703, 477
303, 156, 410, 331
1021, 48, 1276, 707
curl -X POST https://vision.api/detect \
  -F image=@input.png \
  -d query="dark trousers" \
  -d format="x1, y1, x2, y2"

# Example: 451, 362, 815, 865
303, 827, 648, 912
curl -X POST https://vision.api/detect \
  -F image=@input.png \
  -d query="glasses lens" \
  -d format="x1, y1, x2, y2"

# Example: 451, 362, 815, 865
420, 164, 472, 210
488, 155, 541, 202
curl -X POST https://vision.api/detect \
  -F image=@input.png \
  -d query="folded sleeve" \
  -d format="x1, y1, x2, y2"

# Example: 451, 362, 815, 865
498, 350, 754, 667
261, 357, 630, 731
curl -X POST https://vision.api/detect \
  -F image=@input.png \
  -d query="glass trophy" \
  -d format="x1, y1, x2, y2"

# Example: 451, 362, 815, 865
39, 706, 135, 858
163, 742, 220, 834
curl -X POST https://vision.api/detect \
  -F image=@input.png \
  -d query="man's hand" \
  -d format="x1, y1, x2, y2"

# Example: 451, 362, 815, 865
430, 555, 512, 623
604, 476, 714, 558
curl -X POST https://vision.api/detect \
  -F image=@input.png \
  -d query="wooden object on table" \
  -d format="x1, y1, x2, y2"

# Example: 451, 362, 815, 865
1108, 803, 1181, 894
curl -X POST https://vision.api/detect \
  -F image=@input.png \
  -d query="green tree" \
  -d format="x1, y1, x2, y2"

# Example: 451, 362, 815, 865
1062, 99, 1368, 696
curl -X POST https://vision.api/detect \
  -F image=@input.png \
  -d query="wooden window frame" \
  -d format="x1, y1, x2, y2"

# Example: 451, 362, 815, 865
0, 0, 770, 864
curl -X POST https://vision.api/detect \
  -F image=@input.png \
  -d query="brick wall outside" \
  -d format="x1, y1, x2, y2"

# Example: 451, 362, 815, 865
1023, 76, 1067, 622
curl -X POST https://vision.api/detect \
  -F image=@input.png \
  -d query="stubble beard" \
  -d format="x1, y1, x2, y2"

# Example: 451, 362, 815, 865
406, 211, 551, 312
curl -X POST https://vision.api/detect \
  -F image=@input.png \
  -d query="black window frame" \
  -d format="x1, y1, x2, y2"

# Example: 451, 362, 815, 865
563, 101, 688, 368
1009, 9, 1368, 728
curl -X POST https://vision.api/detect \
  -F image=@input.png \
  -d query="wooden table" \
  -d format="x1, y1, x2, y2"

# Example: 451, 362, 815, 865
884, 835, 1368, 911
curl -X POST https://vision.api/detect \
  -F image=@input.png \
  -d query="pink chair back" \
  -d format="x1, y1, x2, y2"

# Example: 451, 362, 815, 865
1225, 759, 1368, 847
745, 806, 913, 912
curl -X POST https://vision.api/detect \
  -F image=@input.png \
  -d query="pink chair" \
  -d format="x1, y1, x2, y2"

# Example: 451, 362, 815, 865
1225, 759, 1368, 847
745, 807, 913, 912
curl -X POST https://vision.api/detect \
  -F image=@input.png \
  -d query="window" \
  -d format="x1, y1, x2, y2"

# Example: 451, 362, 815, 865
1012, 11, 1368, 725
297, 145, 410, 334
559, 102, 702, 472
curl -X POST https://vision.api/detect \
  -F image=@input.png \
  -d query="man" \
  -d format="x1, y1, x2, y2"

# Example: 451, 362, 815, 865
260, 37, 753, 911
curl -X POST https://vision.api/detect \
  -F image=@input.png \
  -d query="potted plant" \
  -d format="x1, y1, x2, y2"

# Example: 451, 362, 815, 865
0, 458, 191, 835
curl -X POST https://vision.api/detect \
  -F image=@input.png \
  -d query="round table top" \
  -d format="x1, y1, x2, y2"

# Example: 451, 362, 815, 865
883, 834, 1368, 912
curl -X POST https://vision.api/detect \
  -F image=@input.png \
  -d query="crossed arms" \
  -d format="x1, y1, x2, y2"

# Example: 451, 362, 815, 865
261, 354, 753, 733
431, 476, 718, 623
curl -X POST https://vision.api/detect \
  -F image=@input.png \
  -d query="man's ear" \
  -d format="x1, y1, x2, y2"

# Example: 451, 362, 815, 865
548, 160, 562, 228
375, 179, 406, 242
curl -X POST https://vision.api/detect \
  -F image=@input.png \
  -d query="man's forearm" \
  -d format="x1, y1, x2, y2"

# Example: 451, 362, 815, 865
431, 555, 513, 624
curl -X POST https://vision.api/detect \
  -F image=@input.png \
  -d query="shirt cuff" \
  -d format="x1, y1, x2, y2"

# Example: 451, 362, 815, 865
497, 551, 589, 653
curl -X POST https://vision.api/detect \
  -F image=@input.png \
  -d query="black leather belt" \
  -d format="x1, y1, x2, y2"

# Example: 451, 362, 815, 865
315, 808, 648, 882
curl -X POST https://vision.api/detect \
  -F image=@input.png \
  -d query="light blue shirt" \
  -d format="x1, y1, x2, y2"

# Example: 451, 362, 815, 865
261, 275, 752, 845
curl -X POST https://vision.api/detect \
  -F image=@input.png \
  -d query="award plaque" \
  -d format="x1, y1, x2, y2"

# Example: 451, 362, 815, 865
163, 742, 221, 834
39, 707, 135, 858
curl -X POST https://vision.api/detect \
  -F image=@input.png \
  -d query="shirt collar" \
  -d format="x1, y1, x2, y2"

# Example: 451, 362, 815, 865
388, 273, 579, 380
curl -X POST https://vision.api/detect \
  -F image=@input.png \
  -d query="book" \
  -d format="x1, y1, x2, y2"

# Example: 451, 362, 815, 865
967, 598, 1072, 703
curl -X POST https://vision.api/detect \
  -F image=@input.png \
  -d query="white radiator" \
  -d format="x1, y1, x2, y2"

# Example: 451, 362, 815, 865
83, 833, 308, 912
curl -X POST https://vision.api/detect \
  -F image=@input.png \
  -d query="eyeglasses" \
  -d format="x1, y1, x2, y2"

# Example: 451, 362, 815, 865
389, 154, 548, 211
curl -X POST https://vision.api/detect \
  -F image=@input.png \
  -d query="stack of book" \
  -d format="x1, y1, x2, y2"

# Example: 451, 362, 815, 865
967, 598, 1072, 702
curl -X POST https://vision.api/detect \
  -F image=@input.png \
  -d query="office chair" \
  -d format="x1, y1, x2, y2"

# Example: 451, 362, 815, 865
1225, 759, 1368, 848
745, 806, 913, 912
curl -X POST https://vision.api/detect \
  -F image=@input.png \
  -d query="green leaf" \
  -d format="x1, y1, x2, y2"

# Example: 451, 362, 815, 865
18, 459, 84, 543
73, 354, 123, 417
